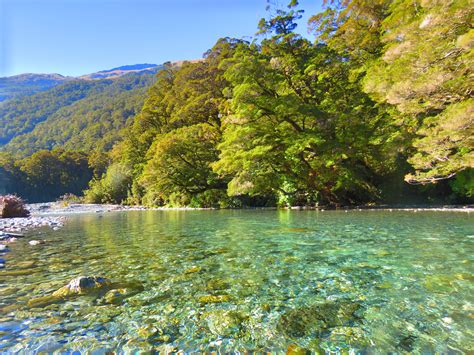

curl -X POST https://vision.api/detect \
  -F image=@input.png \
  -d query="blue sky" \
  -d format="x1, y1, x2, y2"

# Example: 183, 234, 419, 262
0, 0, 323, 77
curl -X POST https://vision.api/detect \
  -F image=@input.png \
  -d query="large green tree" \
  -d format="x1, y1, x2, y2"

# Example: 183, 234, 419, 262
312, 0, 473, 187
214, 2, 397, 205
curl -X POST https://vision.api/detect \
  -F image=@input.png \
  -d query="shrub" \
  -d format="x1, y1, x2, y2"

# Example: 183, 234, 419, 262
0, 195, 30, 218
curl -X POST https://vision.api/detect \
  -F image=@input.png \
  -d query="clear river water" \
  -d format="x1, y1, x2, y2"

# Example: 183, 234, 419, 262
1, 210, 473, 353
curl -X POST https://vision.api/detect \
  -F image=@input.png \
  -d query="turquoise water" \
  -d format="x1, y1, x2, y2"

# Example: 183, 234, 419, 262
1, 210, 473, 352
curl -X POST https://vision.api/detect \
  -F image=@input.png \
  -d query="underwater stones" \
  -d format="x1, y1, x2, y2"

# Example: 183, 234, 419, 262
202, 310, 247, 336
286, 344, 311, 355
0, 268, 38, 276
29, 240, 46, 246
375, 250, 391, 257
206, 278, 229, 291
198, 294, 232, 304
278, 300, 364, 338
27, 295, 62, 308
15, 260, 36, 269
329, 326, 368, 346
52, 276, 111, 297
424, 275, 455, 293
102, 286, 142, 305
184, 266, 202, 274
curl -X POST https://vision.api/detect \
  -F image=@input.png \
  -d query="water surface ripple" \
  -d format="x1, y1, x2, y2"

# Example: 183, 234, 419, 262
1, 210, 473, 352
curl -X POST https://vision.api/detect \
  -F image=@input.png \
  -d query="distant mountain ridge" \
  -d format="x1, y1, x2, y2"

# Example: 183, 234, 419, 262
0, 59, 203, 156
98, 64, 158, 72
79, 63, 164, 80
0, 62, 190, 101
0, 73, 73, 102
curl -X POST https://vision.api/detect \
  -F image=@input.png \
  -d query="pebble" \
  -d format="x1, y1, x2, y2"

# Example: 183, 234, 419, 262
29, 240, 46, 246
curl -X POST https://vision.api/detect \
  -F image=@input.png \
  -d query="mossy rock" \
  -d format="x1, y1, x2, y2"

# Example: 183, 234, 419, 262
206, 279, 230, 291
27, 295, 62, 308
184, 266, 202, 274
52, 276, 111, 298
103, 287, 142, 305
198, 294, 232, 304
202, 310, 247, 336
286, 344, 311, 355
278, 300, 364, 338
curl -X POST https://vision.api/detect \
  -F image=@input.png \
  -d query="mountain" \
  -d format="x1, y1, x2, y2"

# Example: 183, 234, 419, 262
0, 60, 204, 156
0, 64, 165, 103
79, 63, 164, 80
0, 72, 158, 156
0, 73, 72, 102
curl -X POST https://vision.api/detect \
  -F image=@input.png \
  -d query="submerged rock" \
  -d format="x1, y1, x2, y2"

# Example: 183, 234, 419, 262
198, 294, 232, 304
184, 266, 202, 274
29, 240, 46, 246
286, 344, 311, 355
278, 300, 364, 338
202, 310, 247, 336
27, 295, 62, 308
52, 276, 111, 297
206, 278, 230, 291
102, 282, 144, 305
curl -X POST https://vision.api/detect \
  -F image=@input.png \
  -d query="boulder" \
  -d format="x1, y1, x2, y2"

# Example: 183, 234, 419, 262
52, 276, 111, 297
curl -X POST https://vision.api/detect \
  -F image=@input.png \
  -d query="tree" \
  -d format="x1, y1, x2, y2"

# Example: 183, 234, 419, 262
214, 3, 397, 205
312, 0, 473, 185
140, 124, 225, 206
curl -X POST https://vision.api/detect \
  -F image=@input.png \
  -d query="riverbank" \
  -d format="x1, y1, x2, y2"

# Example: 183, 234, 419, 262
1, 202, 472, 236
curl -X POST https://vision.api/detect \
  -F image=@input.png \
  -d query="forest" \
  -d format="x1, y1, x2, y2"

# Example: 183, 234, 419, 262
0, 0, 472, 206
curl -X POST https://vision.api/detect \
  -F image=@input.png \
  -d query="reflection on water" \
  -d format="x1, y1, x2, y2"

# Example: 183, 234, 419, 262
0, 210, 473, 352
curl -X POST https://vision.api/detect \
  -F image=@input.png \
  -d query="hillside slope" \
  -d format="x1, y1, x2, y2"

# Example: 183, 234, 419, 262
0, 73, 72, 102
1, 73, 157, 156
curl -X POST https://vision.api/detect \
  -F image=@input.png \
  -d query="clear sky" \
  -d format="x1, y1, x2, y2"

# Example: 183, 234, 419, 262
0, 0, 323, 77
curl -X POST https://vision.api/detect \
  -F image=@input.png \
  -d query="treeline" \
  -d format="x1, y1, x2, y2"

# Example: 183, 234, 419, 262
0, 149, 107, 202
1, 0, 473, 206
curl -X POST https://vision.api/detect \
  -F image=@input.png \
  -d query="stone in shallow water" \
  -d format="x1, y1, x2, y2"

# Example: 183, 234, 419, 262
198, 294, 232, 304
1, 268, 38, 276
286, 344, 311, 355
15, 260, 37, 269
278, 300, 364, 338
184, 266, 202, 274
52, 276, 111, 297
27, 295, 62, 308
206, 278, 230, 291
102, 286, 143, 305
202, 310, 247, 336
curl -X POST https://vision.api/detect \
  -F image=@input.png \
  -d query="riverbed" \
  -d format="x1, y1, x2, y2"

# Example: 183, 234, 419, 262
1, 210, 473, 352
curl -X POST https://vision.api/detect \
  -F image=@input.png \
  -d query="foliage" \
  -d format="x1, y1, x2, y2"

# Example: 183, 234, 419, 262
214, 7, 398, 206
0, 73, 156, 156
1, 1, 472, 206
84, 163, 133, 204
0, 150, 93, 203
0, 195, 30, 218
314, 0, 473, 185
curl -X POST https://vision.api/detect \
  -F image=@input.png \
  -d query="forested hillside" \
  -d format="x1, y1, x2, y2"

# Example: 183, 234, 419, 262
1, 0, 472, 205
0, 71, 159, 155
2, 73, 155, 156
0, 73, 71, 102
